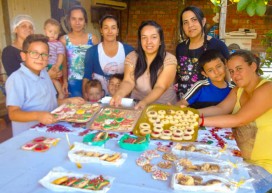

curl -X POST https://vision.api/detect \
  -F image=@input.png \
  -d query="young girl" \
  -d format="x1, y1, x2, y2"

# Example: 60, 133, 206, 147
44, 18, 65, 99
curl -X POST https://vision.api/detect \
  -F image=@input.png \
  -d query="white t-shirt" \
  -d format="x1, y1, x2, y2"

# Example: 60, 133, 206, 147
93, 42, 125, 94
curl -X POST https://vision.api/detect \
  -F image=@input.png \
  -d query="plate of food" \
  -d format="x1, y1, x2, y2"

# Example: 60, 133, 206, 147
89, 107, 142, 132
52, 103, 101, 123
133, 104, 199, 142
39, 167, 114, 192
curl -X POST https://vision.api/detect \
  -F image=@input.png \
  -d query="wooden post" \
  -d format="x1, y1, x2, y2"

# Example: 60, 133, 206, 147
219, 0, 227, 40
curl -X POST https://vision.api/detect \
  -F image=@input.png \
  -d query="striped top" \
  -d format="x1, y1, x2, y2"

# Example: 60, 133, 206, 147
183, 78, 234, 109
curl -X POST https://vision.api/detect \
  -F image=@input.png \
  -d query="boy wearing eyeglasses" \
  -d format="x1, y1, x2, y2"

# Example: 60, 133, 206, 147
5, 34, 84, 136
44, 18, 65, 99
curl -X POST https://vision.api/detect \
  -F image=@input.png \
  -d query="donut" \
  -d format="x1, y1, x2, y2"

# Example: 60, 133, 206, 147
153, 122, 164, 127
173, 128, 184, 136
149, 117, 160, 123
173, 114, 181, 120
140, 122, 150, 130
146, 110, 157, 118
153, 126, 163, 133
165, 115, 173, 120
183, 134, 192, 140
160, 134, 171, 140
191, 121, 198, 127
185, 128, 195, 135
193, 114, 199, 119
170, 119, 179, 125
157, 114, 165, 120
186, 110, 194, 115
166, 109, 176, 115
172, 135, 183, 141
158, 110, 166, 115
22, 142, 38, 150
162, 130, 172, 136
140, 127, 152, 135
169, 125, 177, 131
151, 131, 161, 138
175, 110, 184, 116
161, 119, 170, 125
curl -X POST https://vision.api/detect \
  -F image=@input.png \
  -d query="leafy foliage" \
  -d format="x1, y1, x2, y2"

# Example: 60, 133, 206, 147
237, 0, 268, 16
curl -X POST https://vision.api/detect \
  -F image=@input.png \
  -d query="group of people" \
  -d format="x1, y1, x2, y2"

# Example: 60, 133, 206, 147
1, 5, 272, 191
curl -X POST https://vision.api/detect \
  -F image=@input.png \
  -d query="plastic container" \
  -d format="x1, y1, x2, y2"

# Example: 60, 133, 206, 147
83, 132, 109, 146
118, 134, 150, 151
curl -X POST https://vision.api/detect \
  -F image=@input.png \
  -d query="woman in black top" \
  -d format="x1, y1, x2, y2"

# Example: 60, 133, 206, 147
176, 6, 229, 99
2, 15, 34, 76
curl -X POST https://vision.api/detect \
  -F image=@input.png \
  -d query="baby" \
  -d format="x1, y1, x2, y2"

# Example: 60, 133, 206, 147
85, 79, 105, 102
44, 18, 65, 99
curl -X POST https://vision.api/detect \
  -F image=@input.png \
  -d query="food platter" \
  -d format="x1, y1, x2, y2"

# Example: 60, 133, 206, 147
51, 103, 101, 123
89, 106, 142, 132
133, 104, 199, 142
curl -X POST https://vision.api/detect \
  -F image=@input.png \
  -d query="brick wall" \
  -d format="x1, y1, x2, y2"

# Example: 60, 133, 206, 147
120, 0, 272, 55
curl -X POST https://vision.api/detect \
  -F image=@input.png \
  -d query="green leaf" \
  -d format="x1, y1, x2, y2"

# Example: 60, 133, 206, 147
237, 0, 251, 11
256, 0, 266, 16
246, 1, 256, 16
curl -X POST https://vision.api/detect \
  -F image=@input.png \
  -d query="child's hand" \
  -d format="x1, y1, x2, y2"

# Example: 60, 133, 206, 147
67, 97, 85, 105
38, 112, 56, 125
48, 67, 58, 79
110, 95, 122, 107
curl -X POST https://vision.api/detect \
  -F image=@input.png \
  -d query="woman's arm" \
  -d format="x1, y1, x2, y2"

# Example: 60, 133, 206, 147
202, 82, 272, 127
59, 35, 69, 95
92, 34, 99, 45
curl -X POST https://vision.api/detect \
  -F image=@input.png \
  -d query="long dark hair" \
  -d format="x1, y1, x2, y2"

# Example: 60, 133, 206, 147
228, 50, 261, 75
179, 6, 206, 41
67, 5, 88, 31
135, 20, 166, 88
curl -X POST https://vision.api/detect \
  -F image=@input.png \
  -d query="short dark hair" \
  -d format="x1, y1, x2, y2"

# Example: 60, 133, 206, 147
228, 50, 260, 74
179, 6, 206, 40
199, 49, 226, 71
85, 79, 103, 91
109, 73, 124, 82
22, 34, 49, 51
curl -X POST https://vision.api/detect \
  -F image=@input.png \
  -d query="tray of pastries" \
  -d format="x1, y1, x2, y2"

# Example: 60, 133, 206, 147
39, 167, 114, 192
133, 104, 199, 142
51, 103, 101, 123
89, 106, 142, 132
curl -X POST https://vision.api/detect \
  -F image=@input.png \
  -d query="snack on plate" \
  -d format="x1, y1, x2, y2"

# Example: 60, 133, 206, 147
51, 175, 110, 190
52, 103, 101, 123
142, 164, 157, 173
141, 149, 160, 160
134, 104, 199, 141
68, 142, 127, 166
21, 136, 60, 152
172, 143, 221, 157
93, 132, 108, 142
136, 157, 150, 166
162, 152, 178, 162
90, 107, 142, 132
157, 160, 173, 169
152, 170, 169, 181
21, 142, 38, 150
74, 151, 121, 162
33, 143, 50, 152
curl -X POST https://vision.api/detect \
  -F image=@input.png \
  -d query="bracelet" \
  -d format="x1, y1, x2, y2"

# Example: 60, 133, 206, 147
199, 114, 204, 127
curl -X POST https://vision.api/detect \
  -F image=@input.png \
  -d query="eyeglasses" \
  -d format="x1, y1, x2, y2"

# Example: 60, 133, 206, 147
25, 51, 50, 60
